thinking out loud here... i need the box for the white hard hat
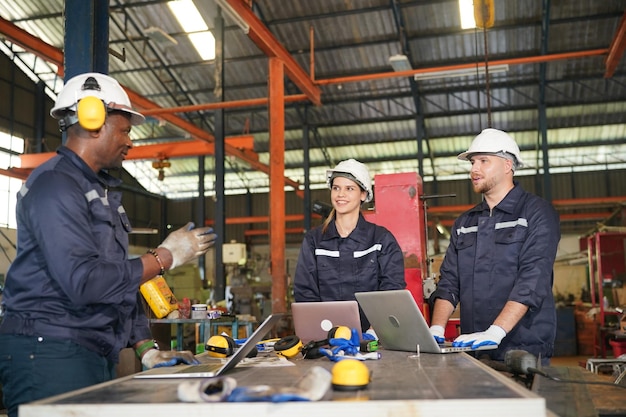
[50,72,145,127]
[326,158,373,202]
[457,128,524,168]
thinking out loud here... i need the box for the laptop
[135,313,283,379]
[354,290,497,354]
[291,300,362,343]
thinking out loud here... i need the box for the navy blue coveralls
[431,183,560,361]
[294,213,406,331]
[0,146,151,363]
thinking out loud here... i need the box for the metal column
[268,57,286,314]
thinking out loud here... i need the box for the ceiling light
[168,0,208,32]
[167,0,215,60]
[189,32,216,60]
[413,64,508,81]
[389,54,412,72]
[459,0,476,29]
[214,0,250,34]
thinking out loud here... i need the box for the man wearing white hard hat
[293,159,406,333]
[0,72,217,417]
[428,128,560,365]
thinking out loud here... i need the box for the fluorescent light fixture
[215,0,250,34]
[459,0,476,29]
[189,32,216,60]
[144,26,178,45]
[168,0,208,32]
[413,64,508,81]
[167,0,215,60]
[389,54,412,72]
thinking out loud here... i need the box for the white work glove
[452,325,506,348]
[429,325,446,344]
[364,328,378,341]
[159,222,217,269]
[141,348,199,369]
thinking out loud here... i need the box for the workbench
[533,365,626,417]
[19,350,548,417]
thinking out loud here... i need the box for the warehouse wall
[0,53,62,152]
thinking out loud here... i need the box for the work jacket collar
[325,212,371,243]
[57,146,123,189]
[471,181,524,216]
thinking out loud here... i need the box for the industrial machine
[364,172,429,313]
[224,241,272,321]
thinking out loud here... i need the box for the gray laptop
[134,313,283,378]
[291,300,362,343]
[355,290,497,354]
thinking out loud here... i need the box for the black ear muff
[274,335,303,358]
[205,335,236,358]
[77,96,106,131]
[301,339,329,360]
[328,325,352,340]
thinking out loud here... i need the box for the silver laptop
[134,313,283,379]
[291,300,362,343]
[355,290,497,354]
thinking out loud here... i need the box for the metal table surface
[20,350,547,417]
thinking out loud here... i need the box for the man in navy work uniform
[428,128,560,364]
[293,159,406,332]
[0,72,217,417]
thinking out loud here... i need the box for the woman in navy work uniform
[428,128,560,364]
[0,73,217,417]
[293,159,406,332]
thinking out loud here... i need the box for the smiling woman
[293,158,407,333]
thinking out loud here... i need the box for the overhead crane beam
[315,49,609,86]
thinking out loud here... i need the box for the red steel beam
[224,0,322,106]
[0,15,64,76]
[20,137,258,169]
[552,196,626,207]
[268,57,287,313]
[605,11,626,78]
[140,94,309,116]
[315,49,609,86]
[427,196,626,216]
[206,214,308,225]
[0,167,30,181]
[244,227,304,237]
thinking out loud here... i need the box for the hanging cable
[482,25,492,128]
[474,0,495,128]
[473,26,482,131]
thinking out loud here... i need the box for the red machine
[364,172,428,313]
[585,231,626,357]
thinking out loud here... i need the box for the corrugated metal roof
[0,0,625,209]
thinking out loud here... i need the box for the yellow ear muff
[77,96,106,131]
[328,325,352,340]
[274,335,303,358]
[205,335,236,358]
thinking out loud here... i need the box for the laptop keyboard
[173,362,222,374]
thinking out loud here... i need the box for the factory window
[0,131,24,229]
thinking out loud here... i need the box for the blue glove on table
[452,325,506,348]
[328,328,361,356]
